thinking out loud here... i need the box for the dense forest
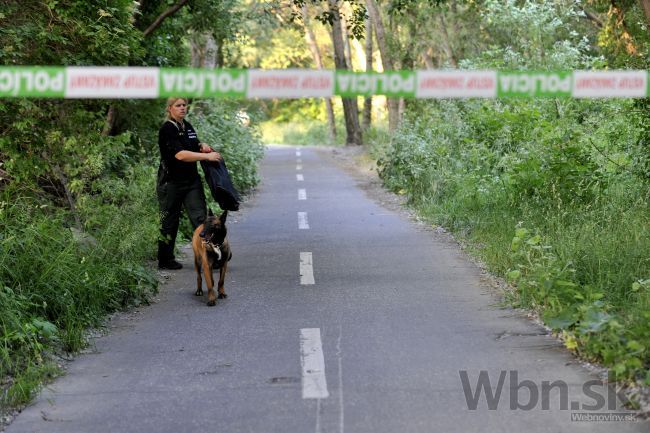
[1,0,649,412]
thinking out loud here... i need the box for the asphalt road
[5,146,646,433]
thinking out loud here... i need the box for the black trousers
[157,177,207,263]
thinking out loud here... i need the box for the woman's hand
[205,151,223,162]
[199,143,213,153]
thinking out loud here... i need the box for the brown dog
[191,210,232,306]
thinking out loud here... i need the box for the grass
[0,165,160,412]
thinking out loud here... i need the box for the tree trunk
[328,0,362,146]
[365,0,399,132]
[191,33,218,68]
[362,15,372,131]
[609,2,638,56]
[101,104,117,136]
[203,34,218,68]
[340,13,353,69]
[450,0,464,60]
[639,0,650,25]
[421,47,435,69]
[302,4,337,142]
[190,34,204,67]
[438,13,458,67]
[42,151,82,230]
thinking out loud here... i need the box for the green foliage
[0,1,142,66]
[378,95,650,380]
[0,164,160,407]
[191,99,265,193]
[259,27,313,69]
[476,0,598,69]
[509,227,649,380]
[375,0,650,383]
[0,0,259,412]
[259,119,344,146]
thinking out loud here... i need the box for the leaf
[510,236,522,251]
[554,280,576,288]
[525,234,541,245]
[514,227,528,238]
[612,363,627,376]
[563,332,578,350]
[31,318,58,339]
[578,309,611,333]
[626,341,644,353]
[544,309,577,330]
[507,269,521,281]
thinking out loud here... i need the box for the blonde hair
[164,97,189,121]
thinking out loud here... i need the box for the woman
[157,97,222,270]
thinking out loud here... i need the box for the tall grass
[0,165,159,407]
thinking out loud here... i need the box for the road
[5,145,645,433]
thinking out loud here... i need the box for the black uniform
[157,119,207,265]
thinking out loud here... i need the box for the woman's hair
[165,97,189,121]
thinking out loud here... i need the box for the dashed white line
[337,325,345,433]
[297,174,304,181]
[300,328,328,399]
[297,164,303,170]
[298,212,310,229]
[300,252,315,285]
[298,189,307,200]
[296,150,302,157]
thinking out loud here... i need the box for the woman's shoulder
[160,120,176,130]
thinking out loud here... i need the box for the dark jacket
[158,120,201,182]
[200,160,240,211]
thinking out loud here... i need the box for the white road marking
[298,189,307,200]
[300,328,328,399]
[337,325,345,433]
[300,252,315,285]
[297,164,303,170]
[296,150,302,157]
[297,174,304,181]
[298,212,310,229]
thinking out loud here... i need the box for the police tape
[0,67,648,99]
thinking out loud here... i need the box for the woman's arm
[175,150,222,162]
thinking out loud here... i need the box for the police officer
[157,97,222,270]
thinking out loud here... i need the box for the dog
[191,210,232,306]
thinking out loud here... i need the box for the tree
[362,14,373,131]
[641,0,650,24]
[328,0,363,145]
[365,0,400,132]
[301,3,337,141]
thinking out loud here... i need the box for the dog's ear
[208,208,214,217]
[219,210,228,225]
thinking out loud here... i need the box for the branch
[143,0,189,38]
[580,7,604,28]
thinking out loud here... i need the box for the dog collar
[202,238,223,261]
